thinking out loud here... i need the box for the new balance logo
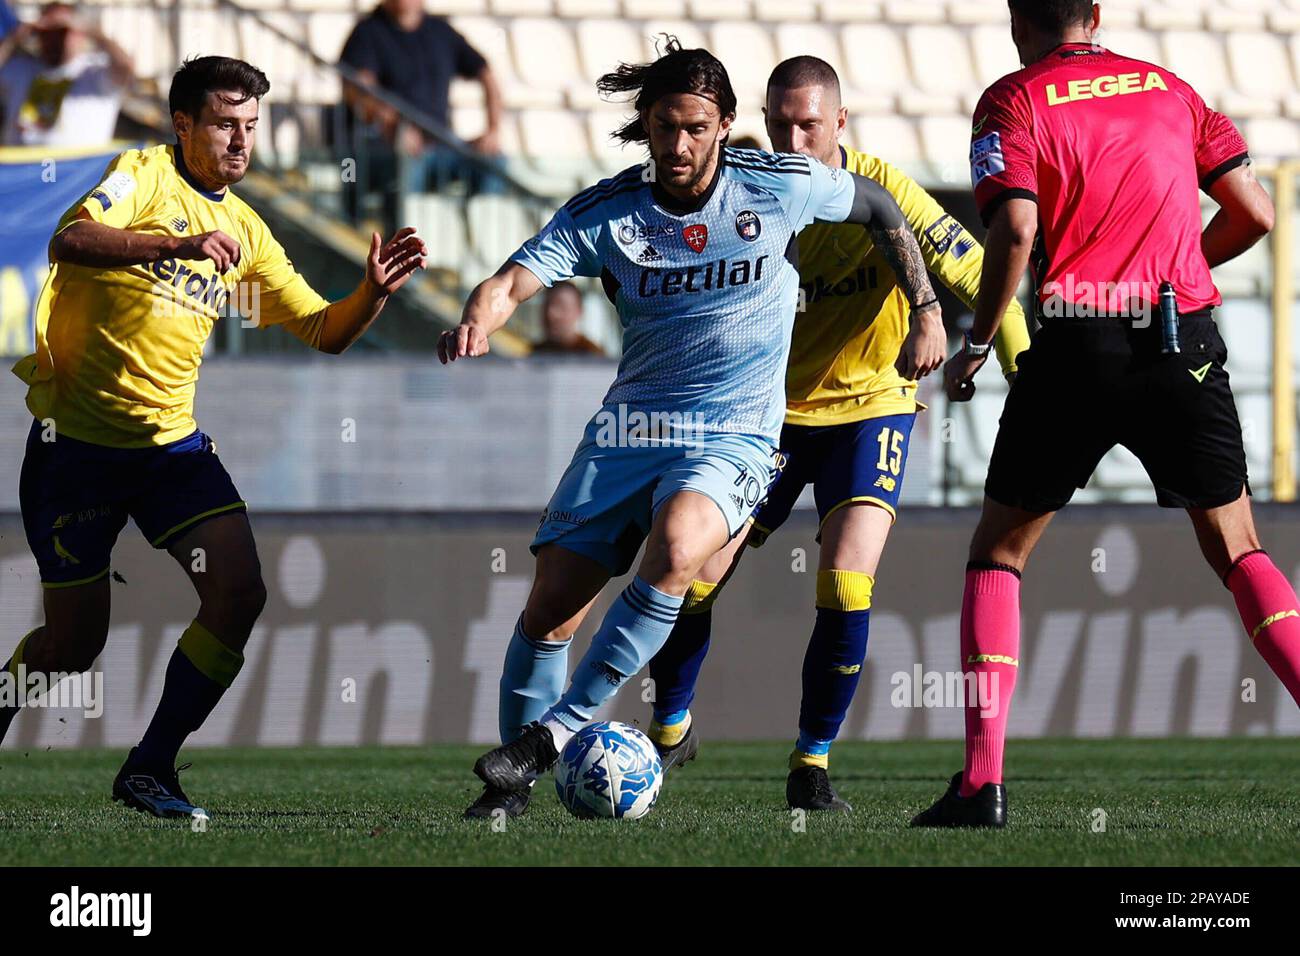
[171,217,188,232]
[636,244,663,263]
[1189,362,1213,383]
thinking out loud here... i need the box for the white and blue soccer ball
[554,721,663,820]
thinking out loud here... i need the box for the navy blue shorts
[749,412,916,547]
[19,420,247,587]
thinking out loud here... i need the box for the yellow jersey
[785,145,1031,426]
[12,144,332,448]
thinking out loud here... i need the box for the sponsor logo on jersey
[800,266,877,305]
[637,255,768,297]
[683,223,709,253]
[617,222,677,245]
[735,209,761,242]
[171,217,188,232]
[636,244,663,263]
[970,131,1005,185]
[1045,71,1168,106]
[925,215,967,256]
[874,475,897,493]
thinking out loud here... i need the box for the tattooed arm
[841,174,946,379]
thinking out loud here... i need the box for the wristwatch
[963,331,992,357]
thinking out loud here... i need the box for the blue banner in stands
[0,144,126,358]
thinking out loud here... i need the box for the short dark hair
[597,35,737,145]
[766,56,841,101]
[168,56,270,123]
[1007,0,1094,34]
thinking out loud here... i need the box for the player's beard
[656,146,716,192]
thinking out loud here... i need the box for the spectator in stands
[339,0,505,232]
[0,2,131,147]
[0,3,19,40]
[532,282,603,356]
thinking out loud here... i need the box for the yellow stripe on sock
[1251,609,1299,641]
[815,569,874,612]
[7,629,38,675]
[647,713,690,748]
[966,653,1019,667]
[681,579,719,615]
[178,621,245,688]
[789,749,828,771]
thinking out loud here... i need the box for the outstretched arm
[439,261,544,364]
[843,174,945,380]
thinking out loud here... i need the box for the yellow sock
[789,749,829,771]
[647,711,691,747]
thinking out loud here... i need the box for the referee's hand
[895,306,946,381]
[943,348,988,403]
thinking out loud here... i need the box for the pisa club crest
[682,223,709,254]
[735,209,761,242]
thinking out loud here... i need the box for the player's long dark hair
[597,36,737,145]
[169,56,271,122]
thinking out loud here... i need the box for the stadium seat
[818,0,883,21]
[622,0,688,17]
[452,16,562,108]
[576,19,644,86]
[401,194,469,272]
[904,26,976,100]
[773,22,845,74]
[1092,0,1141,29]
[642,21,708,60]
[841,24,913,100]
[1226,33,1294,112]
[853,116,921,166]
[287,0,357,10]
[1099,28,1164,66]
[511,18,583,91]
[755,0,817,21]
[491,0,555,15]
[587,110,640,172]
[970,24,1022,88]
[519,108,591,160]
[948,3,1009,26]
[688,0,751,20]
[710,22,779,106]
[1143,3,1206,30]
[467,194,540,270]
[450,107,523,155]
[1161,31,1231,105]
[307,12,356,64]
[556,0,620,16]
[1243,117,1300,163]
[918,114,971,171]
[882,0,945,25]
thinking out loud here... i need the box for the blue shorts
[532,416,779,576]
[19,420,247,587]
[750,412,916,547]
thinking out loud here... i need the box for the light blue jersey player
[440,40,946,819]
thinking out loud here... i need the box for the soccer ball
[554,721,663,819]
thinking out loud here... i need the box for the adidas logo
[636,244,663,263]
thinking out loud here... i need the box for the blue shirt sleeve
[799,158,856,229]
[508,207,601,285]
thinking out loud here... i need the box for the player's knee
[815,569,873,612]
[42,621,108,673]
[681,578,723,615]
[205,572,268,626]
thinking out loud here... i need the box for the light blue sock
[546,578,684,732]
[499,615,571,744]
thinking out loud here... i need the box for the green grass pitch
[0,739,1295,866]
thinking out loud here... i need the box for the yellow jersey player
[0,56,427,819]
[644,56,1031,811]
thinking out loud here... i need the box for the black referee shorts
[984,314,1250,513]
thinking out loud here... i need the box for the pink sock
[960,566,1021,797]
[1226,551,1300,707]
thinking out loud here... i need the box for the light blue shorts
[531,414,779,576]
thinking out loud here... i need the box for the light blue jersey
[510,147,856,444]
